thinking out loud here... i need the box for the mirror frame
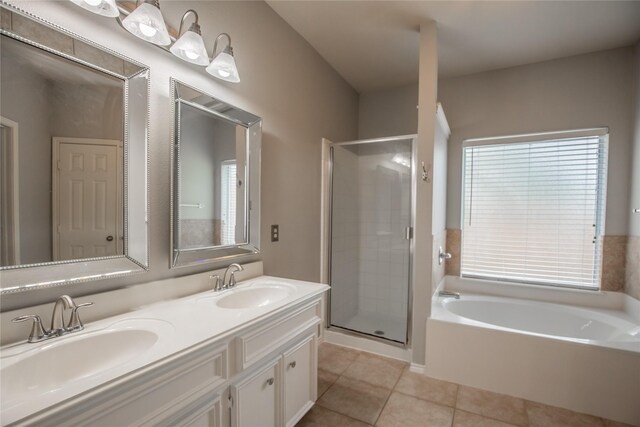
[170,79,261,268]
[0,1,150,294]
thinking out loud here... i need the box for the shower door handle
[405,227,413,240]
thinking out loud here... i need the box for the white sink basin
[1,326,162,401]
[215,284,294,309]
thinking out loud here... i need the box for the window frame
[460,127,609,290]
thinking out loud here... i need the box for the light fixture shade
[122,2,171,46]
[70,0,119,18]
[206,51,240,83]
[170,30,209,66]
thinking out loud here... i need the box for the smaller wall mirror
[171,79,261,267]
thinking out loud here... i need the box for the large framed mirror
[171,79,261,267]
[0,2,149,294]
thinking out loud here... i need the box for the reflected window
[221,160,237,246]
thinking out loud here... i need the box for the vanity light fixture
[69,0,242,83]
[70,0,119,18]
[170,10,209,66]
[206,33,240,83]
[122,0,171,46]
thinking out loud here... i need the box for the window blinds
[461,134,608,289]
[221,161,237,246]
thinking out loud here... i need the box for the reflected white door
[53,138,122,261]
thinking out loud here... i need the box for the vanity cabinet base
[9,297,322,427]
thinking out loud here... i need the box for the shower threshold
[330,311,407,345]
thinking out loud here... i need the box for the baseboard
[323,329,412,362]
[409,363,426,374]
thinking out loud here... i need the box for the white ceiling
[266,1,640,93]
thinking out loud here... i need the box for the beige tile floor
[296,343,635,427]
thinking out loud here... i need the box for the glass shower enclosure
[328,136,414,345]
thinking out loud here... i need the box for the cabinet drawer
[36,341,229,427]
[236,299,321,370]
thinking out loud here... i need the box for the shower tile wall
[330,141,412,342]
[330,147,360,326]
[357,155,410,323]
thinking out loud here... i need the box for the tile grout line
[451,383,461,427]
[371,362,409,426]
[320,405,377,426]
[317,345,618,427]
[316,369,338,400]
[456,388,527,427]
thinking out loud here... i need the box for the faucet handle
[12,315,48,343]
[210,274,222,291]
[438,246,452,265]
[67,302,94,331]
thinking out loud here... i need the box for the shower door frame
[326,134,417,348]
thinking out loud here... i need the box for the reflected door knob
[106,235,114,242]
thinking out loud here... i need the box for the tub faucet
[438,290,460,299]
[223,263,244,289]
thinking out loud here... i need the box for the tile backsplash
[601,235,627,291]
[444,229,636,296]
[626,236,640,299]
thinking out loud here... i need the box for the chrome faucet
[222,263,244,289]
[438,290,460,299]
[438,246,452,265]
[50,295,76,336]
[12,295,93,343]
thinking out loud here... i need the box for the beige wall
[0,59,52,264]
[629,42,640,238]
[49,81,123,141]
[440,47,636,235]
[626,42,640,299]
[358,83,418,139]
[1,1,358,310]
[413,21,439,365]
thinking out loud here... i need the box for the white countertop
[0,275,328,425]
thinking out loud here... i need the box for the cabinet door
[231,358,281,427]
[159,391,223,427]
[283,334,317,427]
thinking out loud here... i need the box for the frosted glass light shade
[70,0,119,18]
[170,30,209,66]
[122,2,171,46]
[206,51,240,83]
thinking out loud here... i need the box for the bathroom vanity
[1,276,327,426]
